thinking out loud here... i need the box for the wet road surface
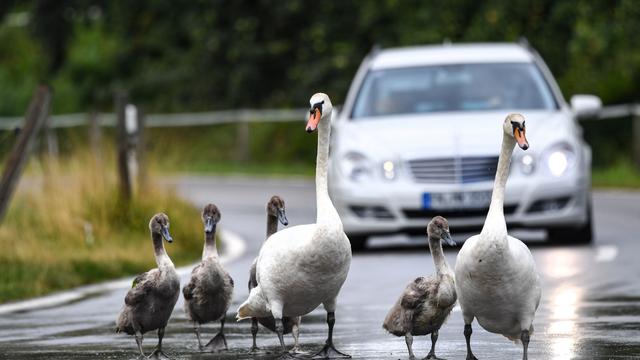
[1,176,639,359]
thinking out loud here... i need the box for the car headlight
[382,160,398,180]
[519,154,536,175]
[544,143,576,177]
[339,152,372,182]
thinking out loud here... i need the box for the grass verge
[0,154,204,303]
[593,160,640,189]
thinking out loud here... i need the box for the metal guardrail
[592,104,640,120]
[0,105,637,130]
[0,108,308,130]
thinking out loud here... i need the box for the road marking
[0,227,246,315]
[595,245,618,263]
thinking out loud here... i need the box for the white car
[328,42,601,250]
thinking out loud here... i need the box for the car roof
[369,43,535,70]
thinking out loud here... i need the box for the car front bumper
[331,171,590,236]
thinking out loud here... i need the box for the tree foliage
[0,0,638,115]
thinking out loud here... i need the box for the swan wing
[182,263,202,301]
[256,224,316,276]
[125,269,157,305]
[508,235,542,310]
[383,277,433,335]
[401,277,433,309]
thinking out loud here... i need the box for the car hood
[336,111,568,159]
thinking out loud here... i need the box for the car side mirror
[570,94,602,119]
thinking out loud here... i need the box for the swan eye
[510,121,524,131]
[311,100,324,115]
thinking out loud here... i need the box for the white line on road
[595,245,619,263]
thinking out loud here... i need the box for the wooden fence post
[124,103,142,195]
[136,107,147,190]
[45,120,59,159]
[235,120,250,162]
[633,104,640,169]
[88,111,102,166]
[0,86,51,222]
[40,115,59,190]
[115,91,131,200]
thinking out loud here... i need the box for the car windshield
[351,63,557,119]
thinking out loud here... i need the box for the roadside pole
[633,104,640,169]
[115,92,132,200]
[88,111,102,167]
[115,91,144,200]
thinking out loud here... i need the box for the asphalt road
[1,175,639,359]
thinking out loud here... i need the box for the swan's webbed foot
[290,346,309,356]
[311,342,351,359]
[274,351,303,360]
[251,347,277,355]
[201,331,227,352]
[424,352,446,360]
[147,348,171,360]
[313,311,350,359]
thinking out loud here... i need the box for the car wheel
[348,234,368,252]
[547,202,593,245]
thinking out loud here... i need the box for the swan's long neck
[203,228,218,259]
[428,237,451,276]
[152,232,174,269]
[481,132,515,240]
[266,213,278,238]
[315,111,341,228]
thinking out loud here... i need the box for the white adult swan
[454,114,541,360]
[237,93,352,359]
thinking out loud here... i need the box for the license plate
[423,191,492,209]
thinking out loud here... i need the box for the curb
[0,227,246,315]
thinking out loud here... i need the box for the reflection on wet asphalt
[1,178,640,359]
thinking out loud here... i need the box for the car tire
[547,201,593,245]
[348,234,368,252]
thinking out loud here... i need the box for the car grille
[403,205,518,219]
[407,156,499,184]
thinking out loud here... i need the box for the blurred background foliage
[0,0,638,115]
[0,0,638,177]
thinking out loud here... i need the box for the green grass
[145,122,317,176]
[0,154,205,303]
[593,160,640,189]
[163,160,314,177]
